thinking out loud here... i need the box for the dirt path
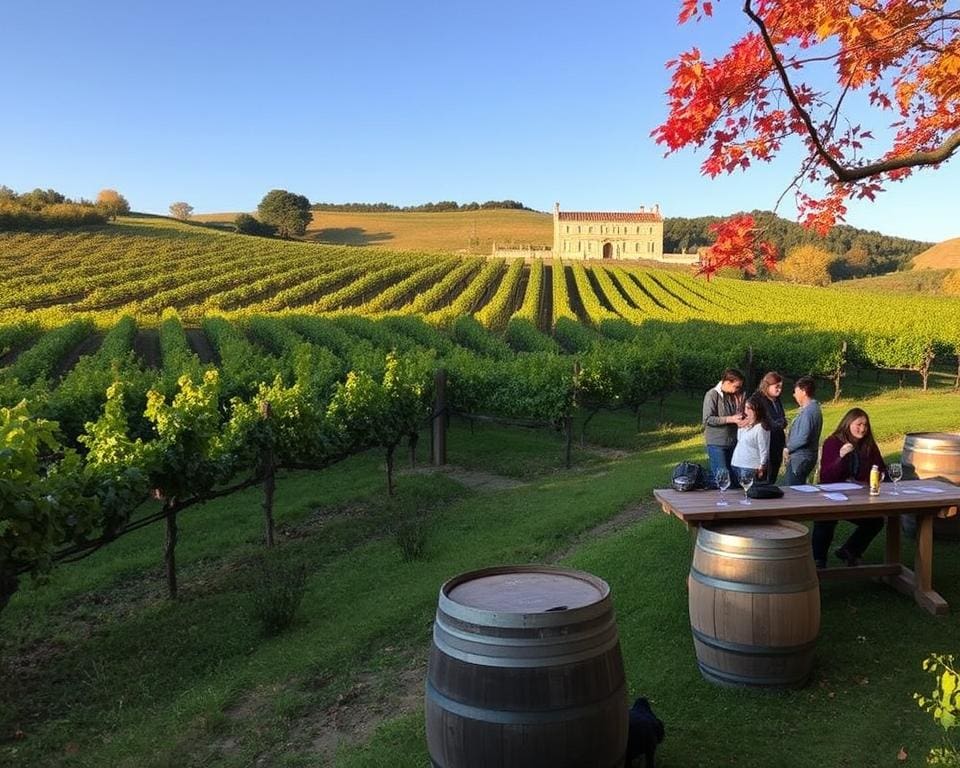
[402,464,527,492]
[185,327,218,365]
[53,331,102,379]
[133,329,161,369]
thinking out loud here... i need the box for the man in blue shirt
[783,376,823,485]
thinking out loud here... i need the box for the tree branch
[743,0,960,183]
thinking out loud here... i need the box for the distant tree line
[310,200,530,213]
[0,186,130,231]
[664,210,931,279]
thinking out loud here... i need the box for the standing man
[702,368,746,486]
[783,375,823,485]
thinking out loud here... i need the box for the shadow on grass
[310,227,395,246]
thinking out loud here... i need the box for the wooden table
[654,479,960,616]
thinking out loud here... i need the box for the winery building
[552,202,663,260]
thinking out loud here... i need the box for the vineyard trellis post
[833,341,847,402]
[431,368,447,467]
[162,497,178,600]
[260,400,276,547]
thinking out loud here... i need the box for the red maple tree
[655,0,960,275]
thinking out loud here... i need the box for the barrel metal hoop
[437,592,612,629]
[689,566,819,594]
[433,620,617,659]
[695,542,813,561]
[436,608,613,640]
[697,660,810,688]
[691,626,818,656]
[425,679,626,724]
[432,627,623,667]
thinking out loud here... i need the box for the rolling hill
[194,208,553,254]
[911,236,960,270]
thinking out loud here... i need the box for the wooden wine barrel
[426,565,628,768]
[689,520,820,688]
[902,432,960,540]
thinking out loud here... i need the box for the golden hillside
[911,237,960,270]
[195,209,553,254]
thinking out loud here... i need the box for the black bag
[747,484,784,499]
[671,461,706,492]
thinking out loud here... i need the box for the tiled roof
[557,211,663,222]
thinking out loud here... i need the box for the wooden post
[163,499,178,600]
[432,369,447,466]
[386,444,396,496]
[564,415,573,469]
[408,432,418,469]
[260,401,275,547]
[833,340,847,402]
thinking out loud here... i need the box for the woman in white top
[731,393,772,486]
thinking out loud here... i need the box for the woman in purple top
[812,408,886,568]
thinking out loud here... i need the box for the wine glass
[715,468,731,506]
[888,462,903,495]
[739,469,755,505]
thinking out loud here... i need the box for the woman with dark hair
[731,393,772,486]
[702,367,747,486]
[757,371,787,483]
[813,407,887,568]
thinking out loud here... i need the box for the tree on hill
[169,202,194,221]
[257,189,311,238]
[780,244,836,286]
[656,1,960,275]
[96,189,130,220]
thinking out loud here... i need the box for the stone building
[552,202,663,260]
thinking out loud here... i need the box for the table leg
[914,512,948,616]
[884,515,900,565]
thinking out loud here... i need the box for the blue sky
[3,0,957,242]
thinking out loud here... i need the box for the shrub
[395,515,431,562]
[915,654,960,766]
[234,213,277,237]
[247,556,308,636]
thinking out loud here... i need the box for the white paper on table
[900,489,922,495]
[822,492,849,501]
[819,482,863,492]
[916,486,945,493]
[790,484,820,492]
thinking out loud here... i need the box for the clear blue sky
[3,0,957,242]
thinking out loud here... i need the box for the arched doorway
[602,242,612,259]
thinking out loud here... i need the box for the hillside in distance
[911,237,960,270]
[195,209,553,254]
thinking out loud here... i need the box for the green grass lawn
[2,387,959,767]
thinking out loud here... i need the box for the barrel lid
[704,520,808,541]
[445,567,607,613]
[904,432,960,449]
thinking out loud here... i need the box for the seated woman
[731,393,771,487]
[813,408,887,568]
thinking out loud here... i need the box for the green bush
[395,515,431,562]
[247,556,308,637]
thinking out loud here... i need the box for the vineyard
[4,217,960,767]
[3,217,960,601]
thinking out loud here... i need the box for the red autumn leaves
[656,0,960,275]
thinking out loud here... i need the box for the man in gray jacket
[702,368,747,487]
[783,376,823,485]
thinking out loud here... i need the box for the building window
[577,226,581,234]
[578,242,582,252]
[635,243,639,252]
[565,226,569,233]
